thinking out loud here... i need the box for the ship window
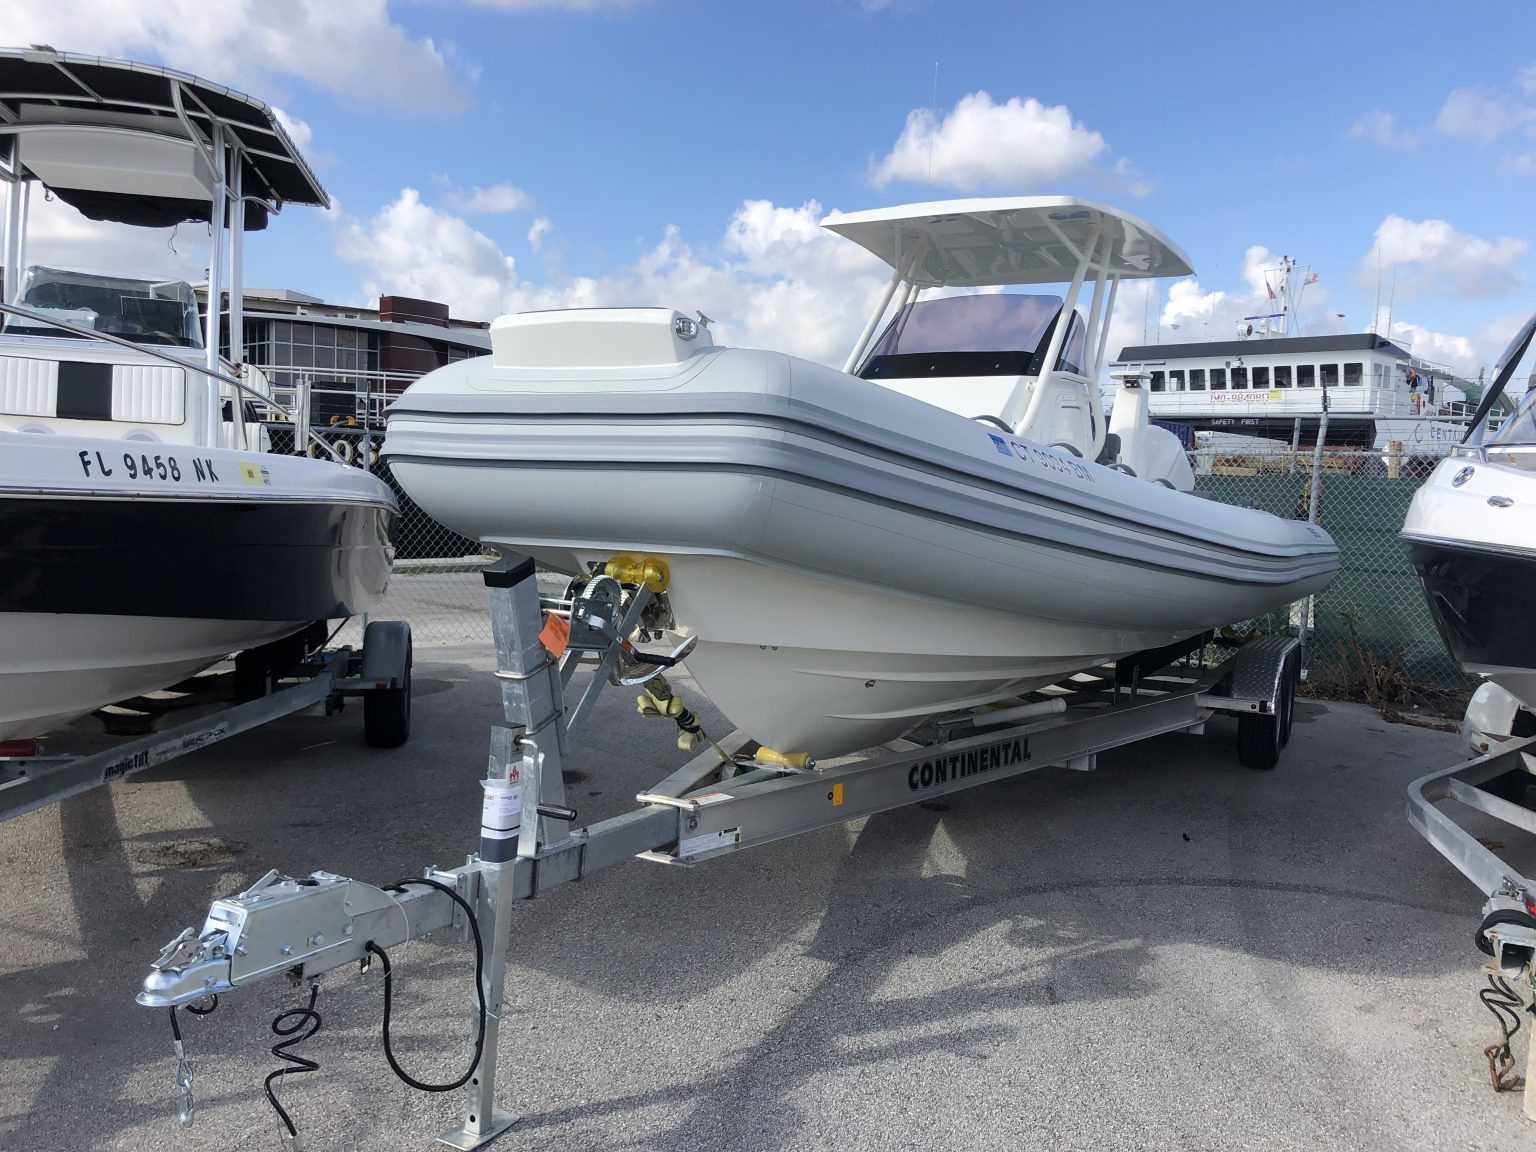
[1231,367,1247,389]
[1253,366,1271,388]
[1321,363,1339,386]
[1275,366,1292,388]
[1149,371,1166,391]
[1169,370,1185,390]
[1297,364,1316,388]
[1210,367,1226,390]
[1344,362,1363,385]
[1190,369,1206,391]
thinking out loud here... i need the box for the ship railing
[246,366,424,430]
[0,298,349,464]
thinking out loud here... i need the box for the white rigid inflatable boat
[386,198,1339,757]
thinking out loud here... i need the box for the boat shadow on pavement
[1,652,1531,1151]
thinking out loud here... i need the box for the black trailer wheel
[233,648,270,701]
[362,621,412,748]
[1238,655,1295,770]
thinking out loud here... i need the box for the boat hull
[0,431,397,740]
[387,339,1339,756]
[1404,455,1536,708]
[0,612,309,741]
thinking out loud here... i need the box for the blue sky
[11,0,1536,376]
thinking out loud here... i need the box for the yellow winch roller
[604,553,671,592]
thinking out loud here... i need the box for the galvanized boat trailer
[1409,737,1536,1116]
[0,620,413,824]
[136,555,1301,1148]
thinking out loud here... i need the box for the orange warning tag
[538,613,570,658]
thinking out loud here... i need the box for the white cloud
[462,0,642,8]
[1435,87,1535,145]
[7,1,470,116]
[447,183,533,213]
[527,216,553,250]
[1505,152,1536,176]
[334,188,517,320]
[869,91,1144,195]
[1347,109,1418,150]
[1365,215,1527,299]
[272,108,314,154]
[1382,319,1479,377]
[333,192,892,364]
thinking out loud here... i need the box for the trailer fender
[361,620,412,688]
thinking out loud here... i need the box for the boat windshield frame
[1489,388,1536,447]
[855,292,1088,381]
[5,265,204,349]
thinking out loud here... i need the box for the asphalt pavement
[1,639,1531,1152]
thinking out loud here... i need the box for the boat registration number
[75,448,229,485]
[986,433,1093,483]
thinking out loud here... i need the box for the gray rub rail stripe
[386,415,1335,567]
[385,391,1331,560]
[386,451,1339,586]
[386,426,1323,571]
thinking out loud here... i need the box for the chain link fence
[268,416,1472,703]
[1191,441,1470,702]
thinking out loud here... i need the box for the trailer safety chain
[1478,974,1529,1093]
[367,876,488,1093]
[264,984,322,1147]
[165,995,217,1128]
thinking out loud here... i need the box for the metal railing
[0,299,349,463]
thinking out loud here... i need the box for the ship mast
[1240,255,1315,339]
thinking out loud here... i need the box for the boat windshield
[4,266,203,349]
[856,293,1086,380]
[1489,388,1536,447]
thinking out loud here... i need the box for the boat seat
[1095,433,1121,465]
[0,352,186,425]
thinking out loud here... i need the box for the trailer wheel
[363,621,412,748]
[233,648,270,701]
[1238,657,1295,770]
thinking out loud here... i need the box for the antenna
[926,62,939,182]
[1376,244,1388,333]
[1386,263,1397,339]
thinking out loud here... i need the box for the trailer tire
[363,621,412,748]
[1238,659,1294,770]
[233,647,270,701]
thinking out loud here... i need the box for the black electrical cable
[1479,973,1529,1092]
[365,876,487,1093]
[167,994,218,1044]
[264,984,323,1140]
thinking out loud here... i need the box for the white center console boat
[0,47,397,742]
[385,197,1339,758]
